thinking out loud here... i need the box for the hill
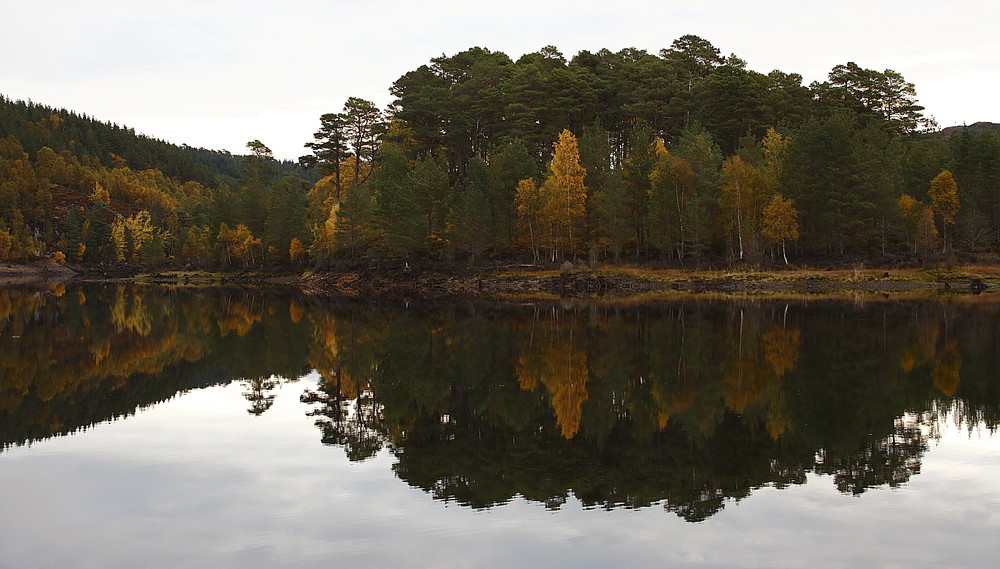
[0,95,311,186]
[938,121,1000,139]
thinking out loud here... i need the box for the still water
[0,284,998,568]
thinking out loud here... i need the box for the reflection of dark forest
[0,285,311,447]
[2,286,999,521]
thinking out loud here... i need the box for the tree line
[1,36,999,267]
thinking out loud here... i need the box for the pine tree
[333,184,375,257]
[371,144,422,258]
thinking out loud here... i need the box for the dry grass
[492,267,562,279]
[562,264,1000,283]
[481,263,1000,303]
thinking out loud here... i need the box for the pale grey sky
[3,0,997,159]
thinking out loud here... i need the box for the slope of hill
[0,95,312,185]
[938,122,1000,139]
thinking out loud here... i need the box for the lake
[1,284,998,568]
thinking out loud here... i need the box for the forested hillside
[2,36,999,268]
[0,95,310,265]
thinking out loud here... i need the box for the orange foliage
[514,313,590,439]
[931,341,962,397]
[217,298,263,337]
[289,300,306,324]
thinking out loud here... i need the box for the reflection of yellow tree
[515,312,589,439]
[544,345,589,440]
[918,318,940,356]
[217,297,263,337]
[899,317,962,397]
[899,349,916,373]
[722,318,800,440]
[302,311,388,461]
[721,352,767,415]
[110,286,152,337]
[82,334,206,393]
[763,327,800,377]
[762,326,799,439]
[649,384,695,430]
[308,314,341,387]
[0,287,210,414]
[765,391,792,440]
[306,313,371,400]
[289,299,306,324]
[899,317,938,374]
[0,291,49,412]
[931,341,962,397]
[0,289,12,321]
[516,349,539,392]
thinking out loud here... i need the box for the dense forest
[2,35,999,267]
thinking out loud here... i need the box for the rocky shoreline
[290,265,993,299]
[2,262,995,299]
[0,263,78,286]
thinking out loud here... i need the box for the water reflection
[1,285,998,521]
[0,284,310,448]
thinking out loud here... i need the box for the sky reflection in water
[2,376,997,569]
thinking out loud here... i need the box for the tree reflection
[515,306,589,439]
[302,376,385,462]
[0,285,310,447]
[3,286,999,522]
[817,415,928,495]
[242,375,280,415]
[300,298,1000,520]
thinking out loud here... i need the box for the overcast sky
[3,0,997,160]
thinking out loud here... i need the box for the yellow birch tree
[761,127,789,192]
[928,170,959,252]
[898,193,938,257]
[539,129,587,261]
[719,155,767,261]
[760,194,800,264]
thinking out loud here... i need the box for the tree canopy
[2,36,998,268]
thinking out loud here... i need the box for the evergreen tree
[674,125,722,260]
[302,112,349,199]
[264,173,308,258]
[785,113,880,255]
[486,140,541,248]
[409,153,451,248]
[371,144,422,258]
[620,124,657,255]
[447,158,492,260]
[332,183,375,258]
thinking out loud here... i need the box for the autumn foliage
[2,34,996,268]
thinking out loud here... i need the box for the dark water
[1,284,998,568]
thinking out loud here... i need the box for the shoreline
[3,262,996,300]
[0,263,78,286]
